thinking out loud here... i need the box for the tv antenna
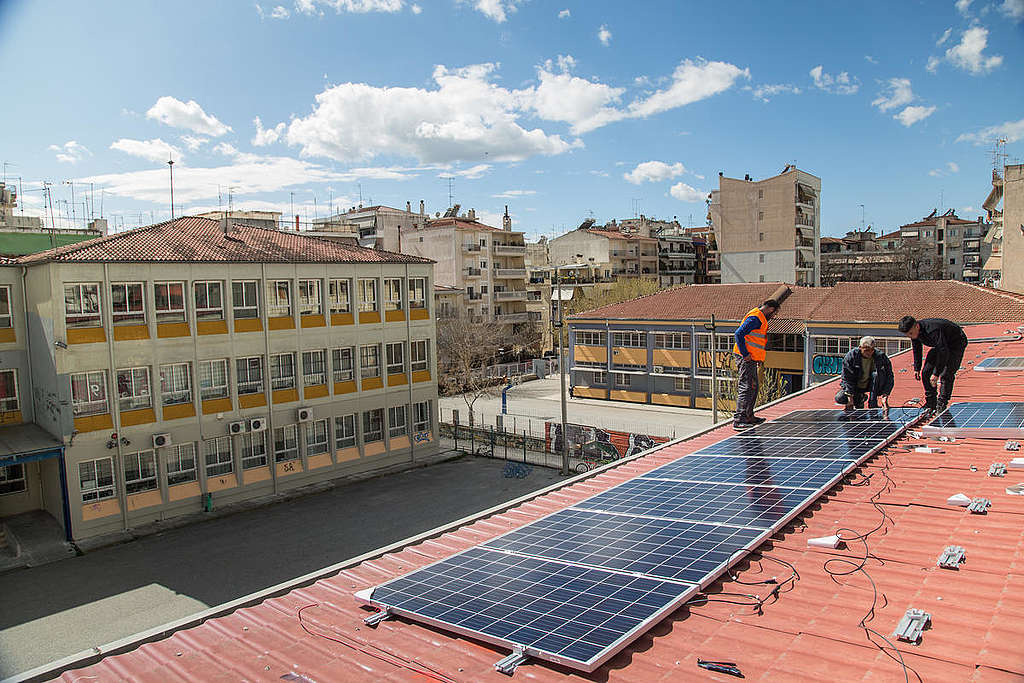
[990,138,1008,177]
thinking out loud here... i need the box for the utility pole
[555,264,569,476]
[167,159,175,220]
[859,204,865,232]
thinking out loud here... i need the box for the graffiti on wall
[696,350,736,372]
[545,422,669,461]
[811,354,844,375]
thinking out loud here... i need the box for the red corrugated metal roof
[16,217,432,265]
[59,322,1024,681]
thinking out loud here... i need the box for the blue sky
[1,0,1022,240]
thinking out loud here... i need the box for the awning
[982,254,1002,271]
[551,287,576,301]
[0,423,63,465]
[768,318,806,335]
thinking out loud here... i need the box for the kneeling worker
[835,336,893,411]
[732,298,780,429]
[898,315,969,415]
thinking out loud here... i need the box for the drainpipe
[404,263,415,462]
[103,263,129,532]
[261,263,278,496]
[19,267,35,424]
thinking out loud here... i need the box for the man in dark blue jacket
[834,336,894,411]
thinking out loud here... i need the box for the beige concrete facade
[710,167,820,286]
[548,229,658,279]
[1003,164,1024,294]
[1,243,439,541]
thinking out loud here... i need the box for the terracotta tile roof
[586,228,658,242]
[57,322,1024,681]
[16,217,432,265]
[572,280,1024,325]
[433,283,462,293]
[424,217,522,235]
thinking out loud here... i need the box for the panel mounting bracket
[363,607,392,628]
[1006,441,1021,451]
[968,497,991,514]
[936,545,966,569]
[989,463,1007,477]
[893,608,931,644]
[495,646,529,676]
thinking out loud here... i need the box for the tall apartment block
[0,217,439,542]
[709,166,820,286]
[1001,164,1024,293]
[548,227,658,279]
[897,209,987,283]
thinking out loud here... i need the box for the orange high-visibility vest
[733,307,768,361]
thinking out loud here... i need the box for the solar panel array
[357,407,917,672]
[974,356,1024,372]
[923,401,1024,438]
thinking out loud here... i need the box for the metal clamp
[363,607,392,627]
[936,545,966,569]
[968,497,991,514]
[893,608,931,644]
[989,463,1007,477]
[1006,441,1021,452]
[495,647,529,676]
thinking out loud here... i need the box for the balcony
[495,312,530,323]
[462,243,482,252]
[494,268,527,279]
[795,196,816,209]
[493,243,527,255]
[463,267,482,278]
[468,292,483,301]
[494,290,527,301]
[796,237,815,249]
[796,257,815,270]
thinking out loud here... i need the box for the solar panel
[693,436,879,460]
[922,401,1024,438]
[775,407,921,423]
[641,455,854,490]
[734,420,903,441]
[482,508,764,584]
[574,478,815,529]
[357,546,696,672]
[974,357,1024,372]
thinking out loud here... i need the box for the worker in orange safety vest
[732,298,780,429]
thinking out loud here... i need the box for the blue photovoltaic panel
[974,356,1024,372]
[640,455,853,490]
[574,478,814,529]
[693,436,878,461]
[364,546,695,670]
[923,401,1024,438]
[483,508,763,584]
[775,407,921,423]
[735,420,903,441]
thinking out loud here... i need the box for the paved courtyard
[0,455,564,679]
[440,376,717,439]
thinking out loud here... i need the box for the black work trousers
[921,341,967,410]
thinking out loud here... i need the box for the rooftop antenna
[631,198,641,218]
[447,176,454,208]
[2,161,14,184]
[358,182,362,205]
[168,158,175,220]
[859,203,865,232]
[63,180,77,228]
[228,186,238,213]
[218,184,223,213]
[100,189,104,219]
[18,176,24,215]
[990,138,1008,178]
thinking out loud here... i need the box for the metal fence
[438,407,678,443]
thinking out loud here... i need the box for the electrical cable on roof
[296,603,459,683]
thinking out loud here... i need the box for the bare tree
[437,314,504,426]
[508,320,544,359]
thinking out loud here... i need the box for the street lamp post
[556,264,569,475]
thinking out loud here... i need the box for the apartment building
[567,280,1024,410]
[709,165,820,286]
[0,217,439,542]
[654,225,698,287]
[548,227,658,279]
[1,182,106,256]
[402,211,529,325]
[999,164,1023,293]
[898,209,987,282]
[317,201,430,251]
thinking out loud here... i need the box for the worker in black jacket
[835,336,894,411]
[898,316,969,414]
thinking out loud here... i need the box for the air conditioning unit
[248,417,267,432]
[228,420,247,435]
[152,433,172,448]
[297,407,313,422]
[652,366,664,374]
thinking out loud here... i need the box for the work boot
[750,416,766,424]
[733,422,754,430]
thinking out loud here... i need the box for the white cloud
[961,205,976,213]
[110,138,182,163]
[256,4,290,19]
[1002,0,1024,20]
[955,0,972,15]
[809,65,859,94]
[624,161,686,184]
[77,154,417,204]
[180,135,207,151]
[286,63,580,164]
[295,0,404,14]
[928,168,942,177]
[947,161,960,173]
[213,142,240,156]
[492,189,536,198]
[558,8,570,18]
[146,96,232,136]
[872,77,915,111]
[956,117,1024,144]
[411,3,421,12]
[589,170,609,177]
[864,55,878,64]
[252,116,286,146]
[449,164,491,179]
[626,59,749,119]
[945,27,1003,74]
[928,161,960,177]
[48,140,91,164]
[528,56,626,134]
[469,0,521,22]
[936,27,953,46]
[669,182,704,203]
[895,105,936,127]
[597,24,612,46]
[926,55,941,73]
[749,83,801,102]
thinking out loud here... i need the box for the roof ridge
[17,216,214,264]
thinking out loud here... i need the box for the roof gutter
[8,377,838,683]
